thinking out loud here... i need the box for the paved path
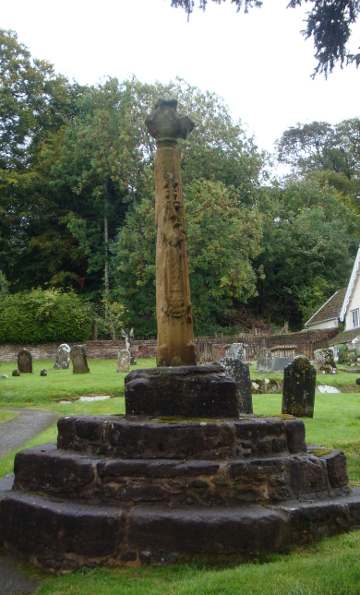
[0,553,40,594]
[0,408,59,458]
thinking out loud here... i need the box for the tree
[169,0,360,77]
[250,175,360,328]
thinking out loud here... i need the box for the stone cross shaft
[145,98,196,367]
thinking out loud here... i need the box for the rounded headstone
[70,345,90,374]
[17,349,33,373]
[40,369,47,377]
[257,348,273,373]
[228,343,245,361]
[356,378,360,386]
[116,350,130,373]
[12,369,20,377]
[314,348,337,374]
[282,355,316,418]
[54,343,71,370]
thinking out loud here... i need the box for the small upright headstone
[356,378,360,386]
[116,349,130,373]
[282,355,316,418]
[314,348,337,374]
[273,357,292,372]
[12,369,20,377]
[18,349,32,373]
[70,345,90,374]
[257,348,273,373]
[219,358,253,414]
[40,369,47,376]
[54,344,71,370]
[228,343,245,361]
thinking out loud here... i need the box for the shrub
[0,288,92,344]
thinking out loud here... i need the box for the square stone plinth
[125,366,238,419]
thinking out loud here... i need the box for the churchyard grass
[1,364,360,594]
[0,409,18,424]
[0,358,156,406]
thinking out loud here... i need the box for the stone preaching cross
[146,97,197,367]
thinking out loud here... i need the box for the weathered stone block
[218,358,253,414]
[282,356,316,418]
[323,450,349,488]
[125,366,238,419]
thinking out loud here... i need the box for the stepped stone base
[1,367,360,571]
[1,487,360,572]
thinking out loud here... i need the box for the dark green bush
[0,289,92,343]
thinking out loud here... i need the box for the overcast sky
[2,0,359,153]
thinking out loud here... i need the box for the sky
[1,0,359,153]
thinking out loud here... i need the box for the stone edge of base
[1,489,360,572]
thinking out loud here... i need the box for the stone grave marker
[273,357,292,372]
[257,348,273,372]
[228,343,245,361]
[12,369,20,377]
[219,357,253,413]
[282,355,316,418]
[314,348,337,374]
[116,349,130,373]
[17,349,32,373]
[40,369,47,376]
[70,345,90,374]
[54,344,71,370]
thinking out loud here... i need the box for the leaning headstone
[12,370,20,377]
[70,345,90,374]
[314,348,337,374]
[17,349,32,373]
[219,357,252,413]
[282,355,316,418]
[54,344,71,370]
[257,348,273,372]
[228,343,245,361]
[273,357,292,372]
[40,369,47,377]
[116,349,130,373]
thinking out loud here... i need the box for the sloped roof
[340,244,360,321]
[329,328,360,346]
[305,288,347,328]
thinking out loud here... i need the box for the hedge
[0,288,92,344]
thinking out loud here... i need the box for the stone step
[1,489,360,571]
[57,414,306,460]
[13,443,349,506]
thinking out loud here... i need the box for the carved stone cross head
[145,97,195,141]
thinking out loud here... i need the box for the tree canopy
[170,0,360,77]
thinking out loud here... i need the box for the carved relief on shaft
[146,97,196,366]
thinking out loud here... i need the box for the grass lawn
[1,359,360,594]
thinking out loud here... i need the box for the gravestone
[54,344,71,370]
[257,348,273,372]
[116,349,130,373]
[12,370,20,377]
[40,369,47,377]
[282,355,316,418]
[122,329,136,365]
[273,357,292,372]
[356,378,360,386]
[17,349,32,373]
[70,345,90,374]
[228,343,245,361]
[314,348,337,374]
[219,357,252,413]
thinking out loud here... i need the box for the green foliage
[113,179,262,336]
[0,288,92,343]
[251,176,360,328]
[338,345,360,365]
[0,270,8,294]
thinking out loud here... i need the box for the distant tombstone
[54,344,71,370]
[12,369,20,377]
[257,348,273,372]
[116,349,130,373]
[282,356,316,418]
[273,357,292,372]
[70,345,90,374]
[356,378,360,386]
[40,369,47,376]
[228,343,245,361]
[18,349,32,373]
[122,328,136,365]
[314,348,337,374]
[219,357,252,414]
